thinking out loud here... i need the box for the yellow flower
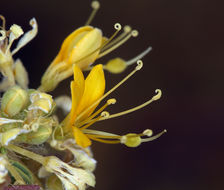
[63,64,105,148]
[39,26,103,92]
[61,62,165,148]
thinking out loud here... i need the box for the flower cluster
[0,1,165,190]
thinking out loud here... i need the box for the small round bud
[105,58,127,74]
[1,86,29,117]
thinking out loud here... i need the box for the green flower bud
[1,86,29,117]
[16,125,52,145]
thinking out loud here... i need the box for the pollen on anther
[131,30,139,37]
[143,129,153,137]
[101,111,110,118]
[107,98,116,105]
[91,1,100,9]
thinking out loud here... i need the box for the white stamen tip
[135,60,143,70]
[114,23,122,31]
[152,89,162,101]
[101,111,110,118]
[143,129,153,137]
[107,98,116,105]
[131,30,138,37]
[91,1,100,9]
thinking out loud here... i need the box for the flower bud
[1,86,29,117]
[16,125,52,145]
[39,26,102,92]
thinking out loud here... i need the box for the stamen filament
[86,135,120,144]
[98,89,162,121]
[76,98,116,127]
[126,46,152,66]
[80,111,109,130]
[101,25,132,52]
[83,129,120,137]
[85,1,100,25]
[76,61,143,121]
[98,30,138,59]
[141,129,167,142]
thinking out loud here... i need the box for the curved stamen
[80,111,109,130]
[76,61,143,121]
[85,1,100,25]
[98,89,162,121]
[76,98,116,127]
[86,135,121,144]
[141,130,167,142]
[101,25,132,52]
[98,29,138,59]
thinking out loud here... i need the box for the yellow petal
[70,65,85,124]
[73,126,92,148]
[76,64,105,120]
[51,26,93,66]
[62,65,85,128]
[68,28,102,69]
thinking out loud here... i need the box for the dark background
[1,0,224,190]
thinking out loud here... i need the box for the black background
[1,0,224,190]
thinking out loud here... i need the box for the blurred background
[1,0,224,190]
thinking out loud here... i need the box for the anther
[124,25,132,33]
[131,30,139,37]
[143,129,153,137]
[135,60,143,70]
[152,89,162,101]
[114,23,122,31]
[91,1,100,9]
[10,24,24,39]
[141,129,167,142]
[101,111,110,118]
[107,98,116,105]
